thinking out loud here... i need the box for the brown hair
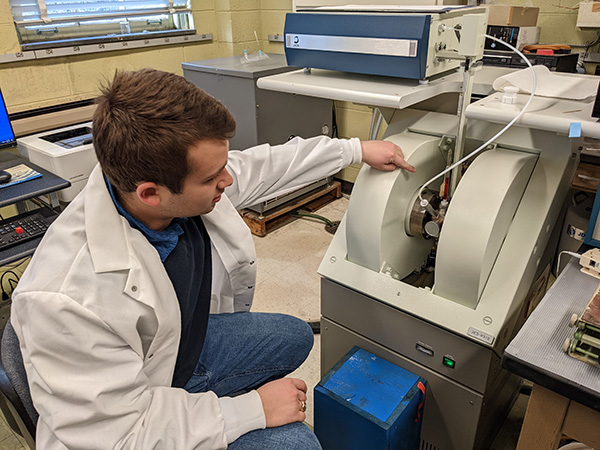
[93,68,236,194]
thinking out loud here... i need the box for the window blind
[9,0,194,49]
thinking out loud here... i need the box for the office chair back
[0,320,37,442]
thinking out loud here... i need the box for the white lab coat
[11,136,362,450]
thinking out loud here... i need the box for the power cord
[556,250,583,276]
[419,34,538,204]
[331,102,339,138]
[291,210,340,234]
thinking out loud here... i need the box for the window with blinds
[9,0,195,50]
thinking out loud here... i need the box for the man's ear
[135,182,162,207]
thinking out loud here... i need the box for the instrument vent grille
[420,440,440,450]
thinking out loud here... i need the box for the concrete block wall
[216,0,263,56]
[0,0,221,113]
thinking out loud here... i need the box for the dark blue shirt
[105,177,212,387]
[164,217,212,388]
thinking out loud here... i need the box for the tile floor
[0,416,28,450]
[0,195,528,450]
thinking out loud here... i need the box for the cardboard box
[487,5,539,27]
[577,2,600,28]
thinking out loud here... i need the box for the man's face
[162,138,233,218]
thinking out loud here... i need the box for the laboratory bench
[502,258,600,450]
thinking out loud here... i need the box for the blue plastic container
[315,346,426,450]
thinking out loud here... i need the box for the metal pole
[449,57,475,198]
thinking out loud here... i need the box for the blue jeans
[183,312,322,450]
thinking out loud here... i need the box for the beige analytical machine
[259,6,600,450]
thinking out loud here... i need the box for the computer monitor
[0,88,16,150]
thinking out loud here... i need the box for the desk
[0,152,69,209]
[503,259,600,449]
[0,152,69,266]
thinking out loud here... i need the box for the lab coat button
[148,354,153,359]
[131,285,138,292]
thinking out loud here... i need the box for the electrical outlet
[268,34,284,43]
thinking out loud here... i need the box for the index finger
[392,153,416,172]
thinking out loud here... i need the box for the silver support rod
[449,57,475,198]
[369,107,382,140]
[374,112,383,140]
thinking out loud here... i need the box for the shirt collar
[104,175,187,262]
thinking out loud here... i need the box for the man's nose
[219,169,233,189]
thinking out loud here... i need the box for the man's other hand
[361,140,416,173]
[257,378,308,427]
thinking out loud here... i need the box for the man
[11,68,416,449]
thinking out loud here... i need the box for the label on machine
[286,34,418,58]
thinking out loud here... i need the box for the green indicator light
[443,356,455,369]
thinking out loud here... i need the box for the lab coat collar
[85,164,139,274]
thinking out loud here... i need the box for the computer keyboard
[0,207,58,251]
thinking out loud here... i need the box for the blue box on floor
[314,347,426,450]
